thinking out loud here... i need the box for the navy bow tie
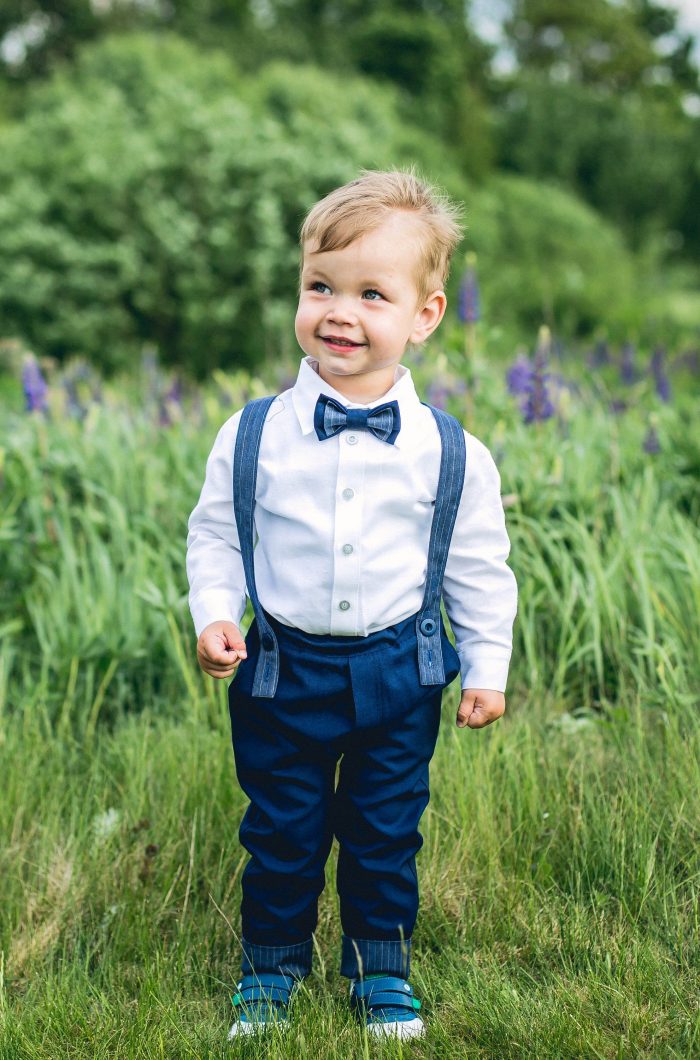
[313,393,401,445]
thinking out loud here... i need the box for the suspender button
[419,617,437,636]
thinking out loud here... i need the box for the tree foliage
[0,35,437,375]
[466,174,638,336]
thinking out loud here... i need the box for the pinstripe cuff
[241,936,312,979]
[340,934,411,979]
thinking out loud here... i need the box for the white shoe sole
[367,1017,425,1039]
[227,1017,289,1039]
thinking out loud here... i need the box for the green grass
[1,692,697,1056]
[1,346,699,1056]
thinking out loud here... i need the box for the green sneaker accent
[412,998,421,1010]
[231,993,242,1007]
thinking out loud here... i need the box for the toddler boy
[186,170,518,1040]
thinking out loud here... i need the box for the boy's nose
[326,298,359,326]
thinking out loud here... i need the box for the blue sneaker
[350,975,425,1039]
[227,972,297,1038]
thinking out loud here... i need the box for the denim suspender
[232,395,280,698]
[415,404,466,685]
[232,397,466,697]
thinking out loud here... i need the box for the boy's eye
[310,281,331,294]
[363,289,383,301]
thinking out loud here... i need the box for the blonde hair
[299,169,463,303]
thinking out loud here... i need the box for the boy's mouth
[320,334,366,350]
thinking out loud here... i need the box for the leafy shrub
[0,32,648,373]
[465,174,639,337]
[0,35,421,376]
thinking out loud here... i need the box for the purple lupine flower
[63,377,86,420]
[506,355,533,396]
[671,347,699,375]
[588,338,611,369]
[458,253,480,324]
[650,345,671,402]
[620,341,637,385]
[165,375,183,406]
[159,375,183,427]
[22,355,48,413]
[643,425,661,454]
[521,327,555,425]
[426,382,449,410]
[552,337,566,362]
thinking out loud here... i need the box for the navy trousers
[227,607,460,980]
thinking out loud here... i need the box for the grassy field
[1,339,698,1057]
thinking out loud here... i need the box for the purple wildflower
[643,425,661,454]
[165,375,183,406]
[552,337,566,362]
[671,347,699,375]
[426,382,449,410]
[22,355,48,413]
[458,253,480,324]
[650,345,671,402]
[589,338,611,369]
[63,377,86,420]
[159,375,184,427]
[521,327,555,425]
[609,398,628,415]
[506,355,533,396]
[619,341,637,385]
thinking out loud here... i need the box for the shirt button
[342,543,353,555]
[346,434,358,445]
[342,488,355,500]
[338,600,351,611]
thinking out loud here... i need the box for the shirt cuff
[457,648,512,694]
[189,589,248,639]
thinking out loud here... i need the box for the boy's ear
[410,290,447,345]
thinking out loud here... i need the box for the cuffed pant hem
[241,936,313,979]
[340,934,411,979]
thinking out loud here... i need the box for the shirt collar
[290,356,422,450]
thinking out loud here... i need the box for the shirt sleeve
[185,411,249,638]
[441,432,518,693]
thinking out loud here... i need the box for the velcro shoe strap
[238,972,294,1004]
[239,985,290,1004]
[352,977,415,1011]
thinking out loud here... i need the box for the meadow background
[1,2,699,1057]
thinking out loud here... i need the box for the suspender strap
[232,395,279,698]
[415,405,467,686]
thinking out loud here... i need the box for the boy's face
[295,211,446,400]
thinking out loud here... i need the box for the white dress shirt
[186,356,518,692]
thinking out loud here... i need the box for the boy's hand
[196,621,247,679]
[456,688,505,729]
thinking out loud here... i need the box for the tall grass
[1,346,698,1056]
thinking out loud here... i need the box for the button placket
[330,430,365,633]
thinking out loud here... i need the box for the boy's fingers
[456,693,476,728]
[457,690,506,728]
[466,704,497,728]
[195,624,250,678]
[208,645,247,664]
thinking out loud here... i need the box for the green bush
[464,173,639,338]
[0,31,651,374]
[0,35,421,376]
